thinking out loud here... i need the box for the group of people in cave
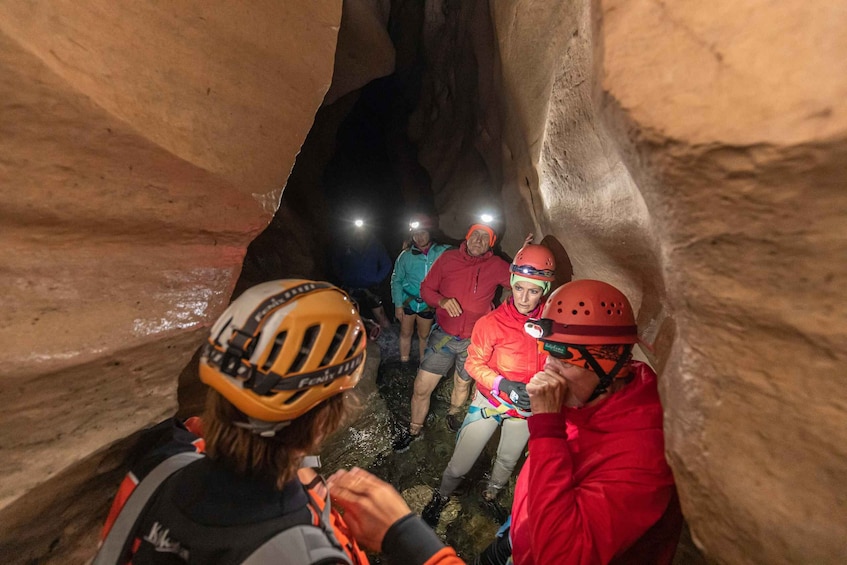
[93,213,683,565]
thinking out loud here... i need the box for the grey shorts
[420,326,471,381]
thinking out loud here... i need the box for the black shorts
[403,306,435,320]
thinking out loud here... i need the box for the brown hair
[202,388,356,489]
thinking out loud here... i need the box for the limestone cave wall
[0,1,845,563]
[0,1,346,561]
[411,1,846,563]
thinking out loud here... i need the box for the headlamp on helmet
[526,279,640,402]
[408,214,434,232]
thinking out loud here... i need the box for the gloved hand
[498,378,531,410]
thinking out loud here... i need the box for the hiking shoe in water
[481,483,502,502]
[392,430,422,453]
[446,413,463,433]
[422,491,449,527]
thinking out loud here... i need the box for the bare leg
[399,313,416,361]
[448,370,472,415]
[410,369,443,434]
[416,316,434,361]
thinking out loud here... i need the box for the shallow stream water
[319,325,518,563]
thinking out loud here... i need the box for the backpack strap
[93,451,203,565]
[243,475,352,565]
[241,525,352,565]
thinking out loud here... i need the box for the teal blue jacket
[391,243,450,313]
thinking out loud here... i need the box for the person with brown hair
[95,280,464,565]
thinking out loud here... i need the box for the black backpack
[93,453,352,565]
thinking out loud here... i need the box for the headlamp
[524,318,552,339]
[510,264,555,279]
[409,221,420,230]
[354,219,364,228]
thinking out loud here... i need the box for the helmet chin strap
[574,344,634,403]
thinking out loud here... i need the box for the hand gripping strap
[93,451,203,565]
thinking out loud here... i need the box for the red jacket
[420,242,510,339]
[510,362,682,565]
[465,298,546,416]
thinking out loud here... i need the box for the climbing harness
[457,393,531,436]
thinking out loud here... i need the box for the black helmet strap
[217,282,336,373]
[575,344,634,403]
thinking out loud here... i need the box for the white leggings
[438,390,529,496]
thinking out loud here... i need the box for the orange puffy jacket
[465,298,546,417]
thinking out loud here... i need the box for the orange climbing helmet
[199,280,367,425]
[510,245,556,282]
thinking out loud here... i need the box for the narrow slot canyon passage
[1,2,845,564]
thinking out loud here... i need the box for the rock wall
[412,0,846,562]
[0,2,344,562]
[599,2,847,562]
[1,0,845,563]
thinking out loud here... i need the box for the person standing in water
[393,220,511,452]
[391,214,450,363]
[422,245,556,526]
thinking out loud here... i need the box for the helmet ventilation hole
[607,309,612,315]
[579,301,585,307]
[600,301,606,307]
[345,329,364,359]
[289,325,320,373]
[617,309,622,315]
[284,389,308,405]
[571,309,578,315]
[261,331,287,371]
[584,310,590,315]
[321,324,348,366]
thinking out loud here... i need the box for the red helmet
[409,214,435,231]
[511,245,556,282]
[525,279,638,345]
